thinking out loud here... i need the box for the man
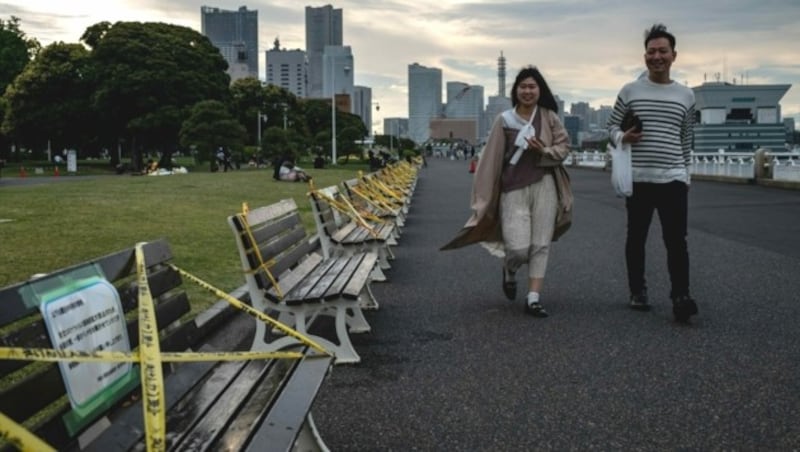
[607,24,698,323]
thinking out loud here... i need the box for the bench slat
[323,254,367,300]
[342,252,379,300]
[245,353,332,452]
[265,254,323,304]
[300,256,354,301]
[168,359,274,451]
[84,355,236,451]
[0,240,172,326]
[283,258,340,304]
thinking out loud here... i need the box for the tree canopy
[88,21,230,167]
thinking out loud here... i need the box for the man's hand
[622,126,642,144]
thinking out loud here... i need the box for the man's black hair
[644,23,676,50]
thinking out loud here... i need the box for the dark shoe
[629,291,651,311]
[672,295,698,323]
[525,302,548,317]
[502,267,517,300]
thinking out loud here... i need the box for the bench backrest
[308,185,352,258]
[0,239,197,449]
[227,199,318,302]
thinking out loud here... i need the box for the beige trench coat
[441,107,573,253]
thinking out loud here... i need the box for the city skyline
[2,0,799,133]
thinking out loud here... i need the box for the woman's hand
[525,136,546,154]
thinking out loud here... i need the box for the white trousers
[500,174,558,279]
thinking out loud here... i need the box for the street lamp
[256,111,268,149]
[331,62,350,165]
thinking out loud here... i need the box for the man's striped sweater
[608,77,695,184]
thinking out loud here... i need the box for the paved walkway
[312,157,800,450]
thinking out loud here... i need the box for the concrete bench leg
[295,413,331,452]
[358,284,379,311]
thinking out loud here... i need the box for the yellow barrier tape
[168,264,330,356]
[311,189,377,237]
[135,243,166,452]
[351,185,395,216]
[0,412,56,452]
[0,348,303,363]
[0,240,330,451]
[238,209,283,300]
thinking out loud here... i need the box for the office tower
[570,101,591,132]
[306,5,343,98]
[352,86,373,136]
[322,46,354,98]
[201,6,258,81]
[266,37,307,98]
[445,82,485,144]
[554,95,565,123]
[408,63,442,144]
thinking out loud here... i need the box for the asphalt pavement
[311,157,800,451]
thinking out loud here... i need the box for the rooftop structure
[693,81,791,153]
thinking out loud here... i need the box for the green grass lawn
[0,164,370,314]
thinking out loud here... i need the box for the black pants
[625,181,689,299]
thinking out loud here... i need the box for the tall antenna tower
[498,51,507,97]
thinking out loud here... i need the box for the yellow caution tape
[0,240,333,450]
[237,209,283,299]
[168,264,330,356]
[0,412,56,452]
[135,243,166,452]
[0,347,304,363]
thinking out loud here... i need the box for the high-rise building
[305,5,343,98]
[445,82,484,144]
[266,38,306,98]
[352,86,373,136]
[408,63,442,144]
[384,118,408,139]
[570,101,591,132]
[322,46,353,99]
[201,6,258,81]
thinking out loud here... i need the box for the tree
[0,16,39,159]
[86,21,230,171]
[179,100,246,169]
[229,77,267,145]
[0,16,39,95]
[2,42,94,155]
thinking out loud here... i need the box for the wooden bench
[308,184,398,276]
[228,198,379,365]
[342,176,406,231]
[0,239,333,451]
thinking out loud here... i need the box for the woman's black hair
[510,65,558,113]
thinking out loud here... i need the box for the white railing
[571,150,800,182]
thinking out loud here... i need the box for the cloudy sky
[2,0,799,132]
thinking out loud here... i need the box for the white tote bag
[608,141,632,197]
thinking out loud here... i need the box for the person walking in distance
[607,23,698,322]
[441,66,573,318]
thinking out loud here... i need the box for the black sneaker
[629,291,650,311]
[672,295,698,323]
[525,302,548,317]
[502,267,517,300]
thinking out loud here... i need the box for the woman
[441,66,573,317]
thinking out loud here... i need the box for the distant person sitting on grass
[278,158,311,182]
